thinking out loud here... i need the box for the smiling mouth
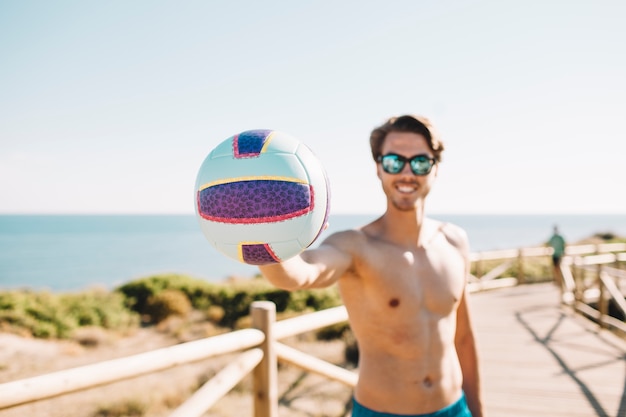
[395,183,418,194]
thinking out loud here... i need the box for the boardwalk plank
[470,283,626,417]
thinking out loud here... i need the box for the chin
[391,200,418,212]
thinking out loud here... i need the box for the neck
[380,202,427,247]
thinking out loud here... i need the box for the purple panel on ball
[197,179,313,224]
[233,130,273,158]
[241,243,279,265]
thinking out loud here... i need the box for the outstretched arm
[259,234,353,290]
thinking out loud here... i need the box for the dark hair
[369,115,445,163]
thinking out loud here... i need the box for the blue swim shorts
[352,392,472,417]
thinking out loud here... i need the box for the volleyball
[195,129,330,265]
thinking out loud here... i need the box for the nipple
[388,298,400,308]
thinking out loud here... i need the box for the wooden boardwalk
[471,282,626,417]
[0,282,624,417]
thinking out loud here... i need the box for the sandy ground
[0,320,354,417]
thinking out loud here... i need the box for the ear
[432,163,439,177]
[376,163,383,180]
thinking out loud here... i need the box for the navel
[423,376,433,388]
[388,298,400,308]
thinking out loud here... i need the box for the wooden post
[557,262,565,302]
[597,265,608,329]
[615,256,626,292]
[573,257,583,302]
[517,249,525,285]
[251,301,278,417]
[615,256,623,293]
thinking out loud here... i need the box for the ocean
[1,214,625,292]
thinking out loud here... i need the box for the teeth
[397,185,416,193]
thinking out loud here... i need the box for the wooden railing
[0,302,352,417]
[469,242,626,289]
[1,242,624,416]
[464,242,626,336]
[560,250,626,335]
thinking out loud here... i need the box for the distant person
[547,225,566,281]
[260,115,483,417]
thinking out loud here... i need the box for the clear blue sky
[1,1,624,215]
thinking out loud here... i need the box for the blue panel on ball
[233,130,273,158]
[197,179,313,223]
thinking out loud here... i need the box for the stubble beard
[391,197,419,212]
[390,183,431,212]
[382,177,431,212]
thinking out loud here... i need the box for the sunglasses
[377,153,436,176]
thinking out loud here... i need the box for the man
[259,115,484,417]
[548,225,566,283]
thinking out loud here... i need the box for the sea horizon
[1,213,625,292]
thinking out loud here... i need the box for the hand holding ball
[195,130,330,265]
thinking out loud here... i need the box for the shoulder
[428,218,470,255]
[300,229,369,274]
[441,221,469,243]
[314,224,384,264]
[321,228,369,251]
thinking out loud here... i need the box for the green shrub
[207,278,342,328]
[0,290,138,339]
[316,322,351,341]
[2,273,344,339]
[93,398,146,417]
[0,291,76,338]
[471,256,553,284]
[116,274,343,328]
[145,289,192,323]
[62,290,139,330]
[116,274,215,314]
[343,329,359,366]
[206,305,225,323]
[509,258,552,283]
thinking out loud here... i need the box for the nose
[399,161,414,176]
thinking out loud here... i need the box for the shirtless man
[259,115,483,417]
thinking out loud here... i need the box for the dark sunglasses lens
[410,156,434,175]
[381,155,405,174]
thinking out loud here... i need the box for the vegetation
[116,273,342,328]
[2,232,623,340]
[470,234,626,284]
[592,232,626,244]
[0,289,138,339]
[0,274,342,340]
[93,399,147,417]
[470,256,553,284]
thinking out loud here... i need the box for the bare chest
[340,237,466,318]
